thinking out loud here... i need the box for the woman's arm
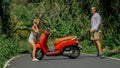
[31,24,39,34]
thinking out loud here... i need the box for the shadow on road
[41,54,97,61]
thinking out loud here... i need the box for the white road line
[3,54,26,68]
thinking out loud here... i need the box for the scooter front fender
[36,43,42,49]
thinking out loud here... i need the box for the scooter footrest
[46,51,61,56]
[48,48,54,52]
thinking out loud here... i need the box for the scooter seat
[54,36,76,44]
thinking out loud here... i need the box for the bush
[0,36,17,67]
[0,35,31,68]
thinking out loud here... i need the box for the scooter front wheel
[35,48,44,60]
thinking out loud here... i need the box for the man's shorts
[91,32,102,40]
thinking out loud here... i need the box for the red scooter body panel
[54,39,78,51]
[36,43,41,48]
[36,32,49,53]
[36,30,79,56]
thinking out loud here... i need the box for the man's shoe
[97,54,105,59]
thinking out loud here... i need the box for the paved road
[7,54,120,68]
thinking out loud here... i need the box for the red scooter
[34,30,82,60]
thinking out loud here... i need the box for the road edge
[3,54,26,68]
[82,53,120,61]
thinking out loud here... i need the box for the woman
[28,18,40,61]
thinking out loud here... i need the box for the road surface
[7,54,120,68]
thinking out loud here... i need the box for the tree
[1,0,12,37]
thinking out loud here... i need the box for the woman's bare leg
[29,42,36,59]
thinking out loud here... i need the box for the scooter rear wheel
[68,46,80,59]
[35,48,44,60]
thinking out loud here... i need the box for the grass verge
[81,40,120,59]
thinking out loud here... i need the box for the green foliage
[81,40,97,54]
[0,35,31,68]
[7,0,91,39]
[9,0,120,48]
[1,0,119,43]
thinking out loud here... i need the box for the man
[90,7,104,58]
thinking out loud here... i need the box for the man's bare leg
[94,41,99,53]
[94,40,104,58]
[94,40,102,54]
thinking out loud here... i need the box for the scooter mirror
[46,27,50,31]
[44,30,50,35]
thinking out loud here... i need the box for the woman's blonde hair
[33,19,39,24]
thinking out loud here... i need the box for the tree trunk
[0,0,11,37]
